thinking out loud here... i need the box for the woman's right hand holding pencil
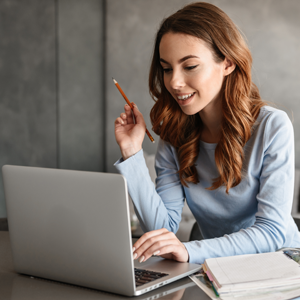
[115,103,146,160]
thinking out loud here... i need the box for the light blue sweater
[115,106,300,264]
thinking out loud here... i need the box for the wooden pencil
[112,77,155,143]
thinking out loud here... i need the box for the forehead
[159,32,212,60]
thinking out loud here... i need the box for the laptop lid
[3,165,201,296]
[3,165,136,296]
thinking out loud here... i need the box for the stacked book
[192,249,300,300]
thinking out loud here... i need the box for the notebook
[2,165,201,296]
[203,250,300,297]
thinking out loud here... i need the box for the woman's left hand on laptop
[132,228,189,263]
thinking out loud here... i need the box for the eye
[162,68,172,73]
[185,65,199,71]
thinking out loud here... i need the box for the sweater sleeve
[114,139,185,233]
[184,110,296,264]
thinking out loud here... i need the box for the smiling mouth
[177,92,195,100]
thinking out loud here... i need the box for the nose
[169,69,185,90]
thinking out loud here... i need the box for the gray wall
[0,0,104,218]
[1,0,300,217]
[106,0,300,172]
[58,0,104,171]
[0,0,57,218]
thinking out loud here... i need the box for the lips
[176,92,195,106]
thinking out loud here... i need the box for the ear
[223,58,236,76]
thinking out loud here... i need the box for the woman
[114,2,300,264]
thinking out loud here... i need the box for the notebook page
[205,252,300,286]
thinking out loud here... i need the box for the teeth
[177,93,194,100]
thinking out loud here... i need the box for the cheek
[200,68,224,93]
[163,75,171,92]
[211,65,225,86]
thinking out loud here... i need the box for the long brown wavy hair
[149,2,265,193]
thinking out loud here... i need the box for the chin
[180,106,201,116]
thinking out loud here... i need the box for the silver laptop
[2,165,201,296]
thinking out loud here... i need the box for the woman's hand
[114,103,146,160]
[132,228,189,263]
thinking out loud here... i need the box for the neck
[199,99,223,143]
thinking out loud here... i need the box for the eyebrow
[160,55,200,64]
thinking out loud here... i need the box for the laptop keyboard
[135,268,169,287]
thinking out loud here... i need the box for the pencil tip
[112,77,117,84]
[112,77,114,80]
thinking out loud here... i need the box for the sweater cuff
[183,241,204,265]
[114,149,146,174]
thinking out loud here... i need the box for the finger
[152,244,187,262]
[124,104,134,124]
[141,239,189,263]
[138,235,181,263]
[124,103,133,111]
[115,117,124,126]
[133,230,175,260]
[132,104,146,127]
[133,228,169,253]
[120,112,128,125]
[160,243,189,262]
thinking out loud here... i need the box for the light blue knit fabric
[115,106,300,264]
